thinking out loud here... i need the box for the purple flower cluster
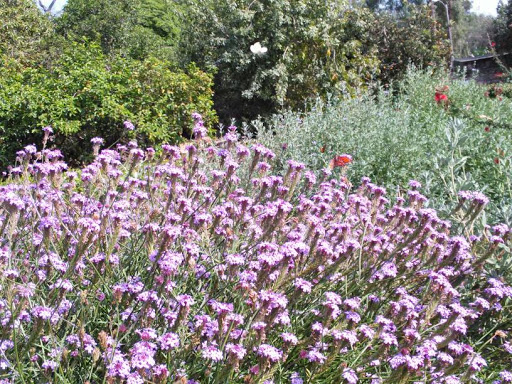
[0,125,510,383]
[192,112,207,139]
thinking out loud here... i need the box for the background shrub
[55,0,183,62]
[0,0,54,64]
[0,0,450,166]
[0,42,216,166]
[370,6,450,85]
[180,0,380,123]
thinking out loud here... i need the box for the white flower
[250,42,268,54]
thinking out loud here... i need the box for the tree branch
[38,0,58,13]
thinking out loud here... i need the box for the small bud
[495,330,507,338]
[92,347,101,363]
[98,330,109,350]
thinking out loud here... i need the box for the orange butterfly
[329,154,352,170]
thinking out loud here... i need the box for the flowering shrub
[0,118,511,383]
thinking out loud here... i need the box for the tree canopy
[493,0,512,53]
[56,0,183,61]
[0,0,53,63]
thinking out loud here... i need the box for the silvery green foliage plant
[257,68,512,227]
[0,116,511,383]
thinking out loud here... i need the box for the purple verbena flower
[257,344,282,362]
[225,343,246,360]
[201,344,223,362]
[91,137,104,146]
[342,367,358,383]
[124,120,135,131]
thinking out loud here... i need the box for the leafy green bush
[0,42,216,166]
[0,0,54,63]
[180,0,380,123]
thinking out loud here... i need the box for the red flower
[494,157,500,164]
[435,92,448,104]
[329,154,352,169]
[484,126,490,132]
[491,42,496,47]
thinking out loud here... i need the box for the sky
[40,0,500,16]
[39,0,67,13]
[472,0,499,16]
